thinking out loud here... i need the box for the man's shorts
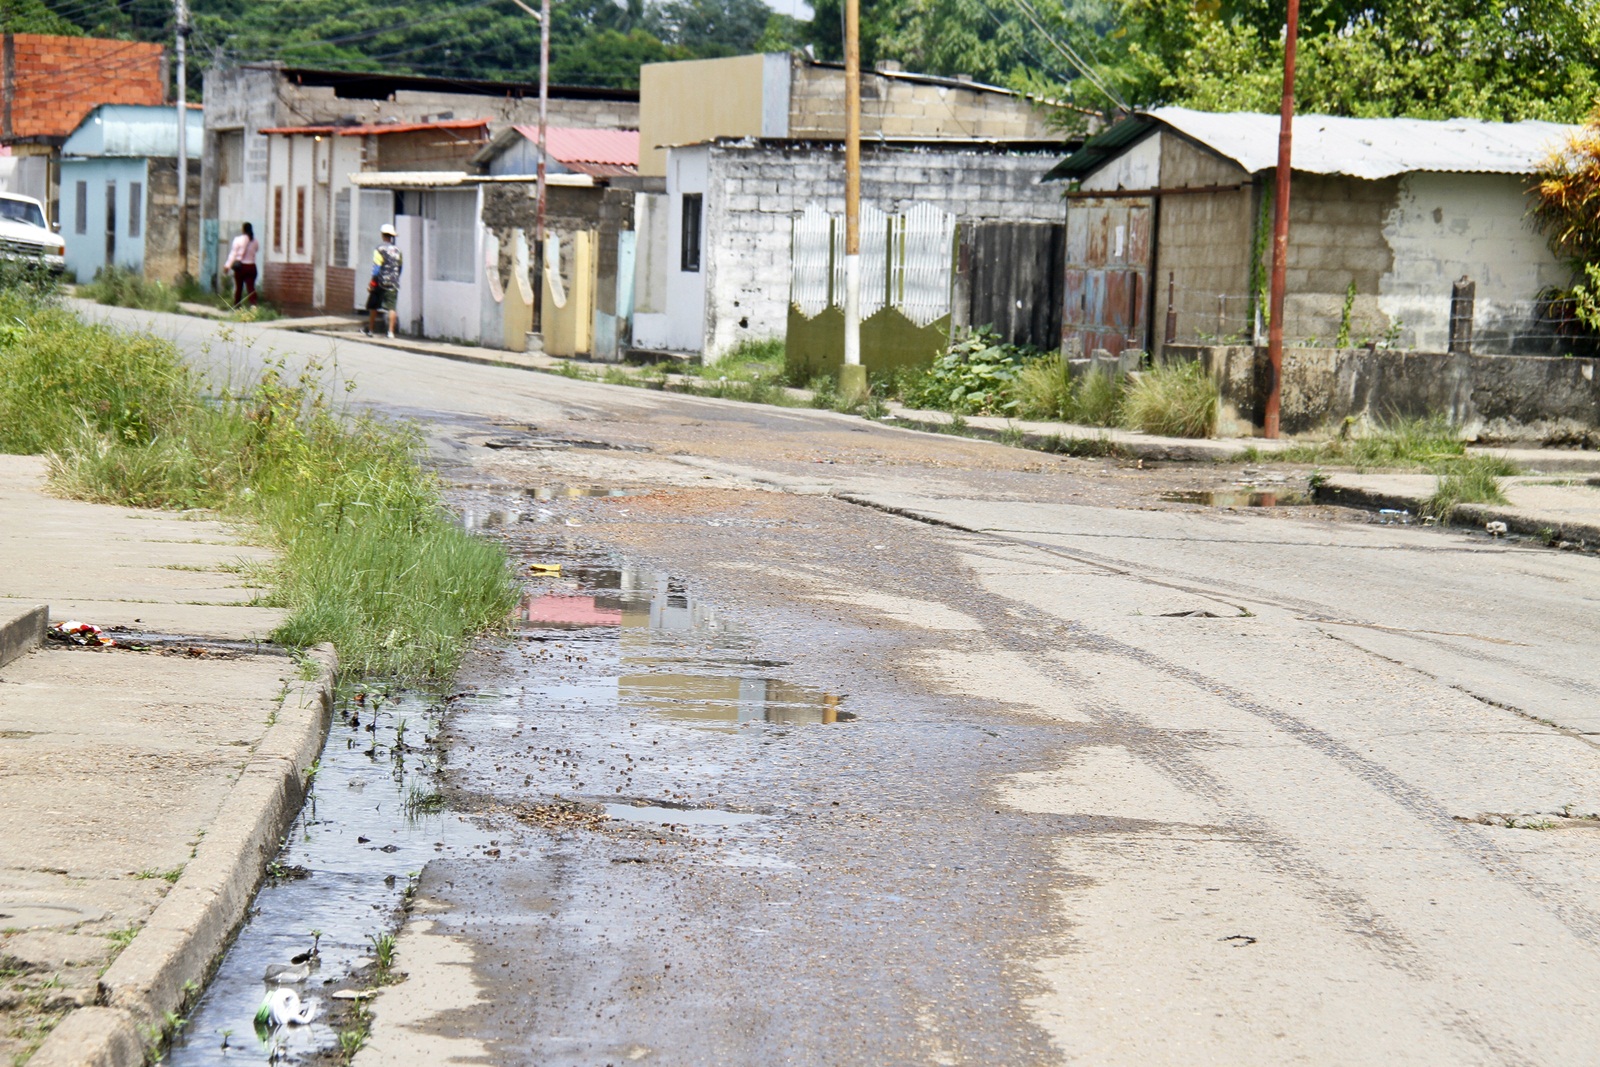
[366,286,398,312]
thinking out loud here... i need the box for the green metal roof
[1044,112,1154,181]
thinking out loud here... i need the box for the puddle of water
[1162,488,1310,507]
[603,803,769,827]
[618,674,850,725]
[166,689,487,1065]
[527,486,644,500]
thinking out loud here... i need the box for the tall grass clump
[1423,453,1515,521]
[0,289,193,455]
[1012,351,1076,421]
[1121,361,1218,437]
[0,281,515,679]
[79,265,182,312]
[1269,415,1468,470]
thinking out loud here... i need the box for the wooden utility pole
[175,0,189,280]
[838,0,866,402]
[511,0,549,329]
[1264,0,1300,438]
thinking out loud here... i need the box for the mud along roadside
[0,454,334,1067]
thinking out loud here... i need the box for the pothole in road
[1162,489,1312,507]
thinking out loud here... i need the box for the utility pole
[838,0,866,403]
[510,0,548,329]
[174,0,189,281]
[1263,0,1300,438]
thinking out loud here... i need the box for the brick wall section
[327,266,356,310]
[263,261,314,311]
[702,140,1061,358]
[5,35,165,142]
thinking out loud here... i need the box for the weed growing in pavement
[402,787,447,819]
[1036,433,1126,459]
[1121,361,1218,438]
[370,932,398,979]
[1251,415,1468,470]
[105,925,141,955]
[1423,453,1515,521]
[0,285,517,680]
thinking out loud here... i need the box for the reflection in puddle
[1162,488,1310,507]
[604,803,770,827]
[527,486,643,500]
[506,556,849,728]
[619,675,851,725]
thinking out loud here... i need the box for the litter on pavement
[47,620,113,646]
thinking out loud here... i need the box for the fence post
[1449,275,1475,354]
[1164,271,1177,349]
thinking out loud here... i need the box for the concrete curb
[0,603,46,669]
[1318,483,1600,545]
[30,644,338,1067]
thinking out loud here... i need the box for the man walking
[363,223,403,338]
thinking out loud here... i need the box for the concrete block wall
[787,63,1053,141]
[1173,341,1600,445]
[700,140,1061,360]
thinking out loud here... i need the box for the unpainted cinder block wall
[1169,342,1600,444]
[701,141,1061,361]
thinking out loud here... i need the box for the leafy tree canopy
[22,0,789,89]
[810,0,1600,125]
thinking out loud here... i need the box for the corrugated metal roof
[511,125,639,167]
[259,118,491,137]
[1050,107,1574,182]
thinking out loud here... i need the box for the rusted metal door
[1062,197,1152,356]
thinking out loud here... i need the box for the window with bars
[128,182,142,239]
[272,186,283,251]
[74,182,87,234]
[295,186,306,255]
[333,188,351,267]
[680,193,702,273]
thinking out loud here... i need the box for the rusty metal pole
[1264,0,1300,438]
[838,0,867,404]
[175,0,189,280]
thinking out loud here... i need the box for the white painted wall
[1380,172,1569,352]
[1080,132,1160,193]
[664,145,709,353]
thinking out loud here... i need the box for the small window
[74,181,87,234]
[333,188,350,267]
[128,182,142,238]
[680,193,702,273]
[295,186,306,255]
[272,186,283,251]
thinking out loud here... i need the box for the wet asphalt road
[82,306,1600,1065]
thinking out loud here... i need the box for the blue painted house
[59,104,203,282]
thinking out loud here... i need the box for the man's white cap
[380,223,397,237]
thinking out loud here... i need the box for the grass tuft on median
[0,283,516,680]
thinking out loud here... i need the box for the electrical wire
[1005,0,1127,109]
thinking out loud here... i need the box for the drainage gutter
[29,645,338,1067]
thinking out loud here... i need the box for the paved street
[86,306,1600,1065]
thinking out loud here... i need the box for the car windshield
[0,199,46,229]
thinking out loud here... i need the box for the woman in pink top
[223,222,258,307]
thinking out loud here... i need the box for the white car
[0,193,65,273]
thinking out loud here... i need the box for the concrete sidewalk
[1321,472,1600,543]
[0,455,332,1066]
[279,318,1600,473]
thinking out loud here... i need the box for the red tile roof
[4,35,165,144]
[259,118,491,137]
[513,125,639,167]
